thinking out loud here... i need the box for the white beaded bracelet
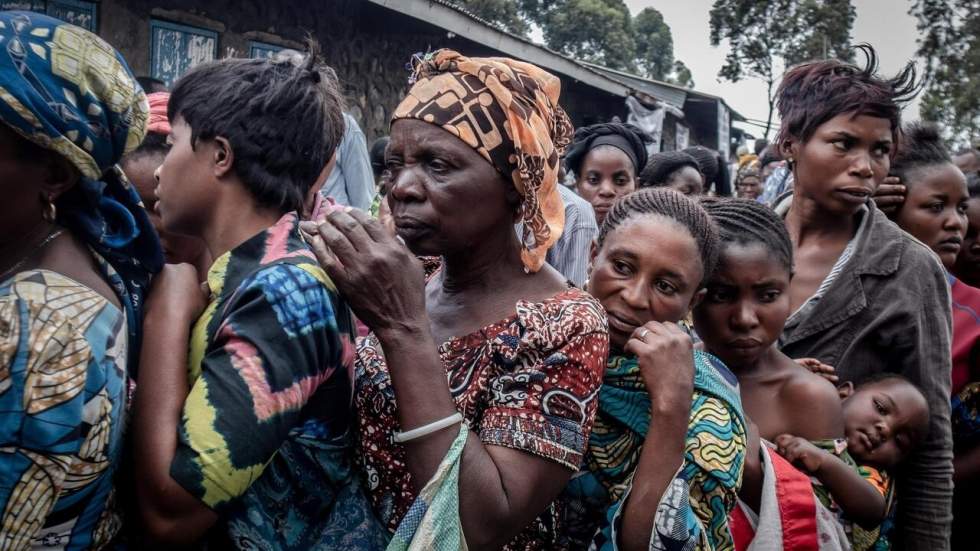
[392,412,464,443]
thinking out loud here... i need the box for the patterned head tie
[392,49,574,273]
[0,11,162,365]
[737,161,762,184]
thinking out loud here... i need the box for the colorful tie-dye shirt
[170,212,387,549]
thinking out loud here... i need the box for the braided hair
[598,188,720,283]
[638,150,703,188]
[891,122,953,183]
[701,197,794,274]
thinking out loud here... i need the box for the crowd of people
[1,9,977,551]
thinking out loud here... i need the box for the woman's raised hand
[625,321,695,411]
[300,209,426,338]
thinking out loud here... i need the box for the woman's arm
[894,252,954,549]
[133,264,217,544]
[379,327,581,549]
[305,210,603,550]
[617,322,695,550]
[774,434,886,528]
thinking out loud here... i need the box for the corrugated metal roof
[582,63,688,110]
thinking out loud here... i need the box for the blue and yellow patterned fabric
[171,212,387,549]
[0,11,162,371]
[562,350,747,550]
[0,266,128,549]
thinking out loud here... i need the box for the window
[0,0,97,32]
[248,41,283,60]
[150,19,218,88]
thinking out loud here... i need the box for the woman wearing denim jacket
[772,46,954,550]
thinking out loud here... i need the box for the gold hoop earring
[42,194,56,222]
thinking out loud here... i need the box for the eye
[655,279,678,295]
[873,144,891,157]
[428,158,451,174]
[760,289,782,303]
[873,398,887,415]
[831,139,849,151]
[707,287,734,303]
[612,260,633,276]
[958,202,970,215]
[927,202,944,213]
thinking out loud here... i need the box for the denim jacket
[779,201,953,550]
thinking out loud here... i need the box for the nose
[944,211,967,234]
[850,151,874,179]
[388,167,425,202]
[597,179,617,198]
[619,278,651,312]
[153,164,162,183]
[731,301,759,329]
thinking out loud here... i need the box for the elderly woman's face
[386,119,518,256]
[788,113,893,216]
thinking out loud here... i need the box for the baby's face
[841,379,930,469]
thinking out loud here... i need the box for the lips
[936,236,963,253]
[727,337,763,350]
[834,187,872,204]
[606,310,642,335]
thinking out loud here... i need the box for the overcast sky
[621,0,923,139]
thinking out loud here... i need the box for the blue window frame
[248,40,283,59]
[150,19,218,88]
[0,0,97,32]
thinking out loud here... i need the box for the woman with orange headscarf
[302,50,609,549]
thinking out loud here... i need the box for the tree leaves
[708,0,856,137]
[912,0,980,146]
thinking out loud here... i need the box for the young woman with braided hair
[561,188,747,550]
[696,198,924,551]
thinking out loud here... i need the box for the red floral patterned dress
[354,286,609,549]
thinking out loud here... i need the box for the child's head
[693,198,793,369]
[839,374,930,469]
[891,122,969,270]
[589,188,719,350]
[156,45,344,236]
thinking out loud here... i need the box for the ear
[778,137,798,163]
[689,287,707,311]
[837,381,855,400]
[38,152,80,200]
[585,239,599,291]
[211,136,234,179]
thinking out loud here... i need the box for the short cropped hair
[891,122,954,183]
[776,44,919,147]
[168,44,345,213]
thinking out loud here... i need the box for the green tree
[633,7,674,80]
[912,0,980,146]
[670,60,696,89]
[709,0,856,138]
[465,0,695,88]
[458,0,531,36]
[531,0,638,71]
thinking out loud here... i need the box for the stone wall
[97,0,625,142]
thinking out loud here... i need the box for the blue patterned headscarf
[0,12,163,365]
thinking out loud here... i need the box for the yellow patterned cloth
[562,350,747,550]
[0,268,128,549]
[392,49,574,272]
